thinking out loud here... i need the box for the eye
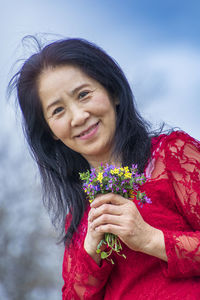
[52,106,64,116]
[78,91,90,100]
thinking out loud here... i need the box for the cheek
[48,119,69,139]
[93,95,110,107]
[92,96,116,117]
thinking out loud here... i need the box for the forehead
[38,65,93,90]
[37,65,97,102]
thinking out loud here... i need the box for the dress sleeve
[161,131,200,278]
[62,212,113,299]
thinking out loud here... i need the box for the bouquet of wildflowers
[80,164,151,263]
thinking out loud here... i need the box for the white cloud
[128,45,200,140]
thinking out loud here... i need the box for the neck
[83,154,121,169]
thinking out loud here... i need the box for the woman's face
[38,65,117,166]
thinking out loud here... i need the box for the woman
[9,38,200,299]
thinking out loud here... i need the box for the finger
[95,223,122,236]
[88,204,121,222]
[88,207,95,219]
[90,193,127,208]
[91,214,123,230]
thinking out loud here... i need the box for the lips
[76,122,99,138]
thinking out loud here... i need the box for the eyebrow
[70,83,91,96]
[46,99,62,112]
[46,83,91,112]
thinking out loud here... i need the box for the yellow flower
[113,168,119,174]
[124,172,132,179]
[110,168,119,175]
[97,172,103,183]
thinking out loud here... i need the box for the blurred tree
[0,129,63,300]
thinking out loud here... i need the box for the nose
[70,105,90,127]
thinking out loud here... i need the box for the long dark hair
[8,37,152,246]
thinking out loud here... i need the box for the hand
[84,206,105,265]
[89,193,167,261]
[89,193,151,252]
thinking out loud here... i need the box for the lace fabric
[152,131,200,278]
[62,131,200,299]
[62,207,113,299]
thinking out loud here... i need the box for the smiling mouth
[77,122,99,137]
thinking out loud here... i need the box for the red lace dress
[62,131,200,299]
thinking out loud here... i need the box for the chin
[83,145,112,161]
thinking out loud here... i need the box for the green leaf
[101,251,108,259]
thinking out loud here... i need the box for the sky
[1,1,199,298]
[1,0,200,142]
[1,0,200,256]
